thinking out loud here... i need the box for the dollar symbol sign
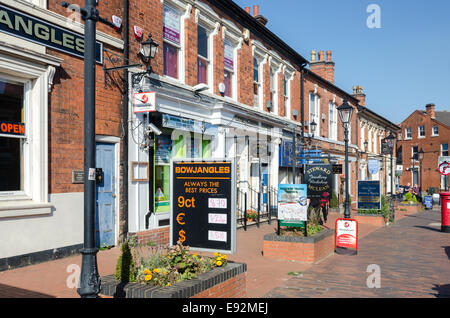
[179,230,186,243]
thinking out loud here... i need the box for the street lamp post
[337,99,353,219]
[385,132,397,222]
[418,148,424,200]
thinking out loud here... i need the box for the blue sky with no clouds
[233,0,450,124]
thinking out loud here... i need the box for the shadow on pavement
[444,246,450,260]
[413,225,443,233]
[0,283,55,298]
[432,284,450,298]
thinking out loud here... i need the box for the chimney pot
[253,5,259,16]
[245,6,251,14]
[326,50,332,61]
[310,50,317,62]
[318,50,324,61]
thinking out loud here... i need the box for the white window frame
[162,2,188,83]
[328,101,337,141]
[0,49,59,216]
[309,92,320,134]
[268,59,280,114]
[252,42,266,110]
[405,127,412,140]
[418,125,425,138]
[283,68,294,119]
[432,125,439,137]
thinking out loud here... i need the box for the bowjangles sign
[0,4,103,63]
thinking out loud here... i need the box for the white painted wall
[0,192,83,259]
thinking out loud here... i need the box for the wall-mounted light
[139,33,159,72]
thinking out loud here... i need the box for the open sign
[0,121,25,136]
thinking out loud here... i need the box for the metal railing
[237,184,278,230]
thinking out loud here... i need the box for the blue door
[95,142,116,248]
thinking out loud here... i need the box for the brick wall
[192,272,247,298]
[135,227,170,246]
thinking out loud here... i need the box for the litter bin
[440,192,450,233]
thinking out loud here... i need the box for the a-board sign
[170,159,236,254]
[278,184,308,225]
[304,164,333,200]
[424,196,433,209]
[357,180,381,210]
[335,218,358,253]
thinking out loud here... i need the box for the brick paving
[265,210,450,298]
[0,209,447,298]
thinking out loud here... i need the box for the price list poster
[170,160,236,253]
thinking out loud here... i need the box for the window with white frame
[163,4,182,80]
[0,78,25,192]
[309,92,320,133]
[405,127,412,139]
[432,125,439,136]
[269,65,277,112]
[442,143,449,156]
[197,24,210,85]
[284,74,291,119]
[328,101,337,140]
[418,125,425,138]
[253,57,261,108]
[223,38,235,98]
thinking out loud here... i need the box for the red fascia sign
[0,121,25,136]
[335,218,358,253]
[133,92,156,113]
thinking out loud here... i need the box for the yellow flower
[167,283,171,287]
[216,260,223,266]
[144,269,151,275]
[144,274,152,281]
[163,271,167,275]
[193,253,197,257]
[153,268,160,273]
[222,255,227,259]
[214,252,219,257]
[217,257,222,262]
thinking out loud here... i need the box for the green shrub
[115,240,136,283]
[330,191,339,208]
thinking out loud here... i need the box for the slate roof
[435,111,450,127]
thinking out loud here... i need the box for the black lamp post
[385,131,396,222]
[418,148,424,200]
[337,99,353,219]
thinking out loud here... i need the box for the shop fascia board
[0,40,63,67]
[0,0,124,50]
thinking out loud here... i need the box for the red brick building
[0,0,400,268]
[397,103,450,192]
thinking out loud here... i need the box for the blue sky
[234,0,450,125]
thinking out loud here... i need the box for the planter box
[263,229,334,264]
[100,262,246,298]
[354,213,386,227]
[396,204,421,215]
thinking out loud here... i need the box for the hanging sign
[170,159,236,254]
[368,159,379,175]
[438,157,450,176]
[335,218,358,254]
[133,92,156,113]
[0,4,103,63]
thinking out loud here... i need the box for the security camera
[147,123,162,136]
[193,83,209,93]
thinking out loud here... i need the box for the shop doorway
[95,142,117,247]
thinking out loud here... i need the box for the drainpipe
[121,0,129,240]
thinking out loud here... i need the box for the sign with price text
[170,159,236,253]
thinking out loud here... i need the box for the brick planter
[263,229,334,264]
[100,262,246,298]
[354,213,386,227]
[396,204,421,214]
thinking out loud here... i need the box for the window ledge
[0,200,53,219]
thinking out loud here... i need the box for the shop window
[0,79,25,192]
[155,165,170,213]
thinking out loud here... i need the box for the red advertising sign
[133,92,156,113]
[335,218,358,253]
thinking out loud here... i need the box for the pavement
[0,208,448,298]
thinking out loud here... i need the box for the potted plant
[246,210,258,222]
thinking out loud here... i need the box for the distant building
[396,104,450,192]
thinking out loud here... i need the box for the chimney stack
[309,49,335,83]
[352,85,366,106]
[252,5,268,26]
[245,6,251,14]
[426,103,436,119]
